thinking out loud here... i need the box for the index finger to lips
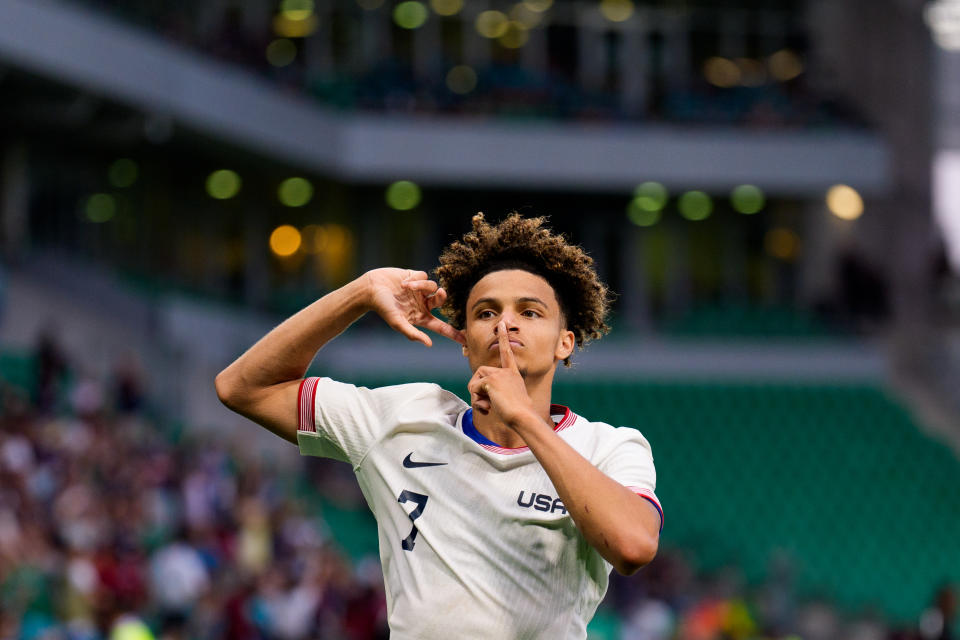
[498,321,517,370]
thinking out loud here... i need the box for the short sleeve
[598,427,663,532]
[296,377,426,466]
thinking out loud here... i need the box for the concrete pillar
[414,12,441,78]
[809,0,934,362]
[662,10,691,95]
[244,206,269,308]
[521,22,548,74]
[619,18,650,117]
[718,9,748,59]
[304,2,335,76]
[665,224,692,318]
[463,0,491,69]
[577,9,606,92]
[0,141,30,263]
[619,221,652,332]
[360,7,392,72]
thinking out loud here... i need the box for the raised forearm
[216,275,371,399]
[515,414,660,575]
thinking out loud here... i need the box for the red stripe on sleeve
[627,486,663,533]
[298,377,319,433]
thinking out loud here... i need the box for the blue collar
[461,409,503,447]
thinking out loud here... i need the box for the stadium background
[1,0,959,638]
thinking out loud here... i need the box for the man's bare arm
[215,269,463,444]
[469,322,660,574]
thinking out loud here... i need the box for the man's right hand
[364,268,465,347]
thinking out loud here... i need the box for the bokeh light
[826,184,864,220]
[278,177,314,207]
[430,0,463,16]
[85,193,116,223]
[522,0,553,12]
[266,39,297,67]
[731,185,765,214]
[273,14,318,37]
[627,199,661,227]
[394,1,428,29]
[280,0,314,20]
[302,224,329,254]
[768,49,804,82]
[510,3,542,27]
[735,58,767,87]
[476,11,509,38]
[704,57,740,88]
[499,22,529,48]
[446,65,478,94]
[633,182,668,212]
[323,224,350,255]
[678,191,713,221]
[206,170,241,200]
[765,228,800,260]
[270,225,302,257]
[385,181,422,210]
[108,159,138,188]
[600,0,634,22]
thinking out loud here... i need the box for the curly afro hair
[435,212,611,365]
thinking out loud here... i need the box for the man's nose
[493,315,520,333]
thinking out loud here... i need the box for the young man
[216,213,662,639]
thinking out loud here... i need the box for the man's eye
[478,310,496,319]
[522,310,541,318]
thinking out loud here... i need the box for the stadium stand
[64,0,863,128]
[5,333,951,639]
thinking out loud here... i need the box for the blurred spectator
[918,584,957,640]
[34,327,68,413]
[113,353,145,415]
[149,531,210,623]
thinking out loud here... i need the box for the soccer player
[215,213,662,638]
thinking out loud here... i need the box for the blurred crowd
[0,333,955,640]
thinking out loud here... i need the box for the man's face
[461,269,575,377]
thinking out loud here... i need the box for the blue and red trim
[298,376,319,433]
[460,405,576,455]
[627,486,663,533]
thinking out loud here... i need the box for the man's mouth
[489,339,523,350]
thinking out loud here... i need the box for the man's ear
[555,329,575,362]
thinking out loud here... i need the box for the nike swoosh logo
[403,453,448,468]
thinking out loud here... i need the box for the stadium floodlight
[108,159,138,189]
[476,11,509,38]
[632,182,668,212]
[926,0,960,50]
[278,178,314,207]
[270,225,302,257]
[678,191,713,221]
[731,185,765,215]
[764,228,800,261]
[627,199,661,227]
[430,0,463,17]
[386,181,422,210]
[600,0,634,23]
[826,184,864,220]
[446,66,478,95]
[394,1,429,29]
[206,170,241,200]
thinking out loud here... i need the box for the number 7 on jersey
[397,490,429,551]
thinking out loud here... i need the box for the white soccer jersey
[296,377,662,640]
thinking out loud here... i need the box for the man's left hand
[467,321,537,430]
